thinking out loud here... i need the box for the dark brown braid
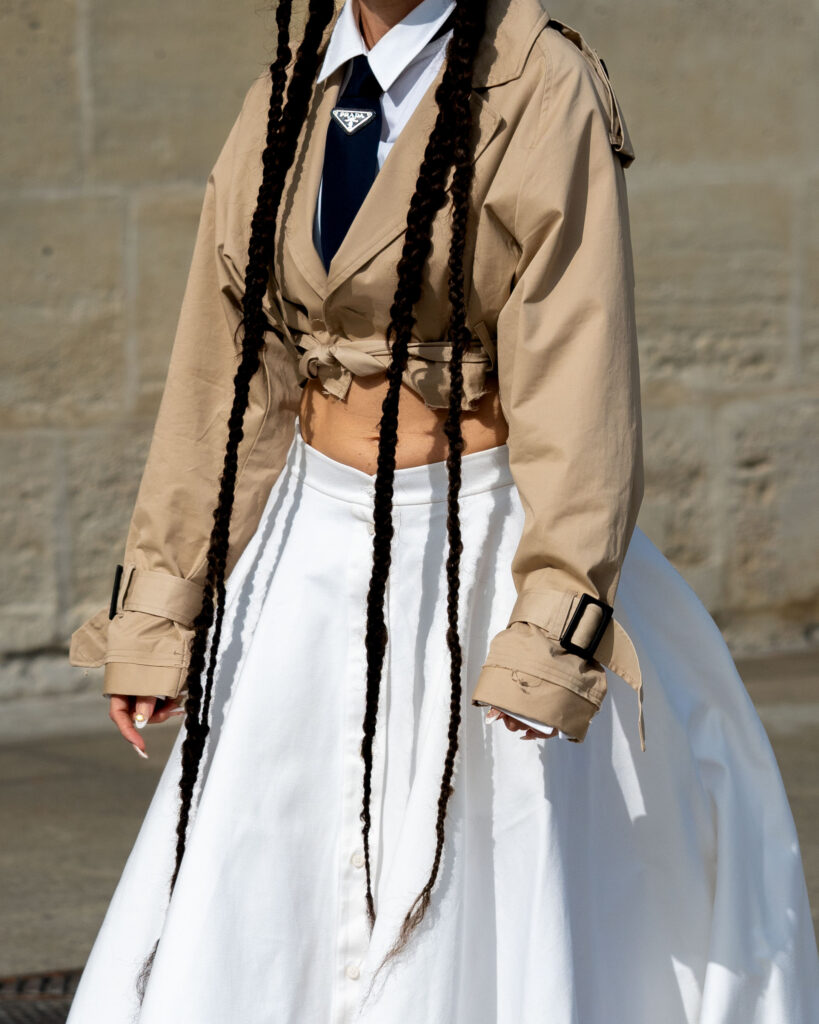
[135,0,488,1005]
[134,0,335,1005]
[359,0,487,976]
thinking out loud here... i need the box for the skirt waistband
[293,417,514,507]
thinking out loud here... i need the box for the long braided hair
[135,0,488,1002]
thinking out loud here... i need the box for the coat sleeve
[470,27,646,748]
[67,73,302,701]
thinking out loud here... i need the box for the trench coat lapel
[285,68,343,299]
[327,84,503,295]
[285,60,504,300]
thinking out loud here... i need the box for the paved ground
[0,652,816,1014]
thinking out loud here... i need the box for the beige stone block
[0,196,127,427]
[802,178,819,376]
[135,190,204,404]
[0,434,59,652]
[631,184,791,388]
[65,423,153,623]
[720,397,819,611]
[88,0,278,183]
[0,194,123,308]
[566,0,819,164]
[716,607,819,661]
[639,402,722,609]
[1,312,127,429]
[0,653,97,701]
[0,0,81,187]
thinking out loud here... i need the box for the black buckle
[108,564,124,620]
[559,593,613,661]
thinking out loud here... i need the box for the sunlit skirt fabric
[67,420,819,1024]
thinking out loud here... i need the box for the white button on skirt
[67,419,819,1024]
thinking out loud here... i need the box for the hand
[108,695,185,759]
[485,706,556,741]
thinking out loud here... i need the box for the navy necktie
[319,54,384,271]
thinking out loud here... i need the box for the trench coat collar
[284,0,550,299]
[474,0,551,89]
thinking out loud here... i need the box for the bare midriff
[298,371,509,475]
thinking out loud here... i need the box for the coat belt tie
[294,329,493,402]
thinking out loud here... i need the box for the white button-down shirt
[313,0,456,251]
[312,0,572,742]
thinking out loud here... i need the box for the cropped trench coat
[69,0,646,748]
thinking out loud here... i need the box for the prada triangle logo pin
[331,108,376,135]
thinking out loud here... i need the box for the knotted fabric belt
[295,329,493,401]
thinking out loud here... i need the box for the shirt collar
[317,0,457,93]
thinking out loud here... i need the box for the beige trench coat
[69,0,646,748]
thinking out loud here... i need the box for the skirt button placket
[331,483,381,1024]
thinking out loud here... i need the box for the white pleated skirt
[67,419,819,1024]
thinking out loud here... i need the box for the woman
[66,0,819,1020]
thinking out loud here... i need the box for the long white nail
[132,744,149,760]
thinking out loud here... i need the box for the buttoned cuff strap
[112,564,206,628]
[508,587,645,751]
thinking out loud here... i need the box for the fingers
[486,707,525,733]
[484,706,557,741]
[521,722,558,740]
[109,695,150,757]
[132,697,156,733]
[150,698,186,724]
[514,720,557,740]
[521,726,556,740]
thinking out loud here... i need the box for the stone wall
[1,0,816,699]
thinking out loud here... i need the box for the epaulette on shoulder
[545,17,636,167]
